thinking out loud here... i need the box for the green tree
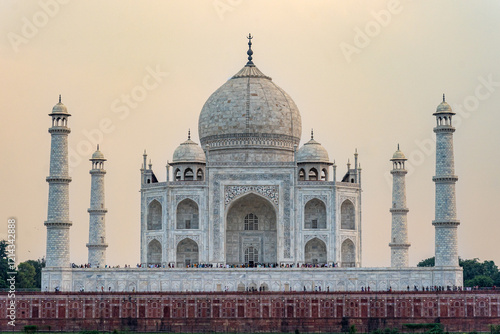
[465,275,494,287]
[416,257,435,267]
[17,262,36,289]
[493,271,500,286]
[24,258,45,288]
[460,258,498,284]
[418,256,499,287]
[0,240,10,288]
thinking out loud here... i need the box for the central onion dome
[198,35,302,162]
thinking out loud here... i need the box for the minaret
[433,94,460,267]
[45,95,72,268]
[86,145,108,268]
[389,145,410,267]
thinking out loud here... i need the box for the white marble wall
[140,165,362,269]
[42,267,463,292]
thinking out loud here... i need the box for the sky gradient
[1,0,499,268]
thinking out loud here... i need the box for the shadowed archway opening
[304,238,327,265]
[341,239,355,267]
[176,238,199,267]
[147,239,162,266]
[304,198,326,229]
[147,200,162,230]
[176,199,199,229]
[341,200,355,230]
[225,193,277,266]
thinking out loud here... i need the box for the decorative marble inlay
[341,235,355,244]
[175,195,200,206]
[147,196,163,205]
[175,234,200,245]
[339,195,356,206]
[224,185,279,207]
[304,234,328,244]
[303,195,327,205]
[146,235,162,244]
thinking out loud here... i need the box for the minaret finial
[188,129,191,140]
[443,93,445,102]
[59,94,61,103]
[398,143,400,150]
[311,128,314,139]
[97,144,99,151]
[246,33,254,66]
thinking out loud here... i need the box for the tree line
[417,256,500,287]
[0,240,44,290]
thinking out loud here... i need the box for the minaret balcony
[87,208,108,213]
[433,126,456,133]
[388,242,411,248]
[86,243,108,248]
[432,176,458,182]
[46,176,72,183]
[432,219,460,226]
[44,220,72,227]
[389,208,409,213]
[48,127,71,134]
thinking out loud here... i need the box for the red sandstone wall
[1,291,499,332]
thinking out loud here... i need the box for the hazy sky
[1,0,499,268]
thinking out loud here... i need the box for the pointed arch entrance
[176,238,199,267]
[147,239,162,266]
[341,239,356,267]
[225,193,277,266]
[304,238,327,265]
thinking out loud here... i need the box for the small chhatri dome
[296,131,330,163]
[51,94,69,114]
[435,94,453,113]
[172,132,206,164]
[91,144,106,160]
[391,144,406,160]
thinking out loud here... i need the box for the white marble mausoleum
[42,36,463,292]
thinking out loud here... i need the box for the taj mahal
[41,36,463,292]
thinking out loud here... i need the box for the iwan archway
[225,193,277,266]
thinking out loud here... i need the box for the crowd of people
[71,263,134,268]
[142,262,342,269]
[405,285,463,292]
[72,262,341,269]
